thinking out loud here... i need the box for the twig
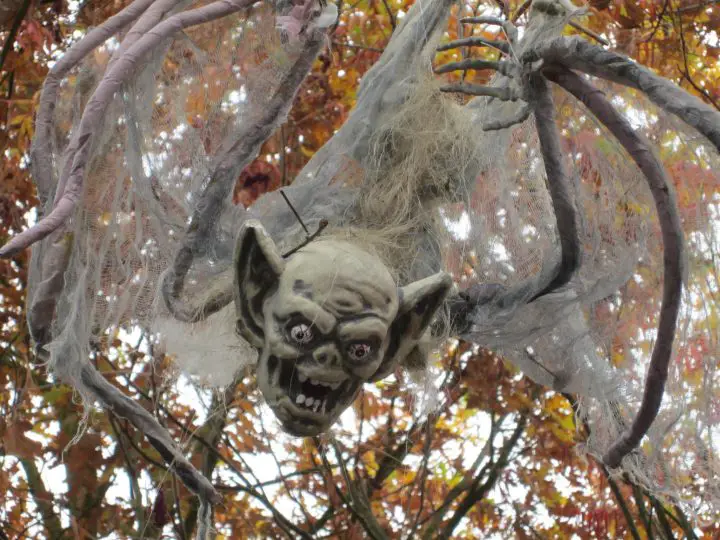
[78,363,221,506]
[381,0,396,30]
[330,440,389,540]
[676,11,720,111]
[511,0,532,23]
[544,67,685,468]
[420,414,501,536]
[439,413,528,539]
[643,0,669,43]
[17,457,64,539]
[568,20,610,46]
[257,411,313,525]
[631,483,654,539]
[604,470,642,540]
[406,421,435,538]
[0,0,31,75]
[108,415,147,534]
[649,497,676,540]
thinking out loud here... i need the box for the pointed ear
[234,220,285,348]
[370,272,453,381]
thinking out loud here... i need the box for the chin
[257,354,362,437]
[277,412,328,436]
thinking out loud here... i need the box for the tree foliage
[1,0,718,538]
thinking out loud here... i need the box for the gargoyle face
[234,221,451,436]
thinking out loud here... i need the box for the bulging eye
[289,323,314,345]
[347,343,373,361]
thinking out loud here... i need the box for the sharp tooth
[310,378,319,386]
[298,373,307,383]
[330,381,339,390]
[314,401,320,412]
[321,400,327,415]
[296,394,305,405]
[306,397,314,407]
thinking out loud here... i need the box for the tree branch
[604,470,642,540]
[421,417,499,538]
[18,458,64,539]
[631,483,654,539]
[182,385,237,538]
[330,441,389,540]
[0,0,31,75]
[439,412,527,539]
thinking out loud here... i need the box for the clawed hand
[433,16,545,131]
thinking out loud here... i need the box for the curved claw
[434,58,514,76]
[460,16,507,25]
[460,16,518,44]
[482,103,532,131]
[439,83,521,102]
[437,36,510,54]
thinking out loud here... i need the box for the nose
[313,344,341,367]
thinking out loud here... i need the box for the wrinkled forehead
[276,240,399,321]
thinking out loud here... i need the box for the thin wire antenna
[280,189,329,258]
[280,189,310,235]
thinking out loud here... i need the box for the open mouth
[268,356,359,421]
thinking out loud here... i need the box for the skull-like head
[234,221,451,436]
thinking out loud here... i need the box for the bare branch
[331,441,389,540]
[380,0,396,31]
[676,11,720,111]
[568,20,610,46]
[604,469,643,540]
[511,0,532,23]
[544,66,685,468]
[0,0,31,75]
[18,458,64,539]
[439,413,527,539]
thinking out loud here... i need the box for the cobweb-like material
[22,0,719,522]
